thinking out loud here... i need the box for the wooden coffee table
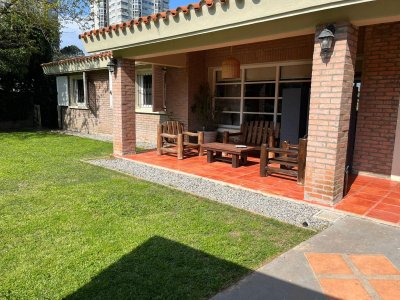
[201,143,256,168]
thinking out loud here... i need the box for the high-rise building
[91,0,169,29]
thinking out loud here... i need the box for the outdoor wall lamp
[107,59,117,73]
[318,25,336,56]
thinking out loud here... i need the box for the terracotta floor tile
[335,203,372,215]
[362,187,390,197]
[319,278,372,300]
[366,209,400,223]
[369,279,400,300]
[123,151,400,224]
[351,192,382,202]
[339,196,376,207]
[305,253,353,275]
[349,255,400,275]
[386,192,400,201]
[382,197,400,207]
[368,181,399,190]
[374,203,400,215]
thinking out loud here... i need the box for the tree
[0,0,93,127]
[0,0,93,77]
[55,45,85,60]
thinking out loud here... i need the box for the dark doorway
[343,83,361,196]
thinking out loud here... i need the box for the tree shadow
[64,236,331,300]
[0,130,69,140]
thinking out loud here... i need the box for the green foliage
[60,45,84,57]
[0,132,315,299]
[0,0,60,77]
[0,1,92,126]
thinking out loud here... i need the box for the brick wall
[353,22,400,177]
[112,58,136,156]
[152,65,165,112]
[135,36,315,140]
[135,113,163,148]
[204,35,314,67]
[305,23,359,204]
[165,67,189,128]
[62,70,113,135]
[134,66,188,148]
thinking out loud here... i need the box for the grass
[0,131,315,299]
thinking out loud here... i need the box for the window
[136,70,152,110]
[69,73,87,108]
[213,62,312,129]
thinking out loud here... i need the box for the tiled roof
[79,0,227,40]
[41,52,112,67]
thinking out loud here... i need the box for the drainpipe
[162,67,167,111]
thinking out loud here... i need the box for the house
[42,0,400,206]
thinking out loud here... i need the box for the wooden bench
[223,121,280,151]
[260,138,307,185]
[157,121,204,160]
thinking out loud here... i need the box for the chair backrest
[240,121,280,146]
[160,121,185,135]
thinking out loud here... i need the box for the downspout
[162,67,167,111]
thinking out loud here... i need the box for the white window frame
[135,69,153,112]
[69,72,88,109]
[211,60,312,130]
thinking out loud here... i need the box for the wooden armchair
[223,121,280,150]
[260,138,307,185]
[157,121,204,160]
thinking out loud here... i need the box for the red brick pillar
[112,58,136,156]
[305,23,358,204]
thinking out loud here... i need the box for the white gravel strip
[88,158,338,230]
[51,130,113,143]
[52,130,155,149]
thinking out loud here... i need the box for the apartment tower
[92,0,169,29]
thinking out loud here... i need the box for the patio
[124,151,400,225]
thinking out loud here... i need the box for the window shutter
[109,72,113,108]
[56,76,69,106]
[152,65,165,112]
[83,72,88,104]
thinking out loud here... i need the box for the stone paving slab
[212,216,400,300]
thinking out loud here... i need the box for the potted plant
[191,83,220,143]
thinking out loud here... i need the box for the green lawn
[0,131,315,299]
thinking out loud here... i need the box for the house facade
[42,0,400,205]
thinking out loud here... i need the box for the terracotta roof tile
[41,51,112,67]
[79,0,227,40]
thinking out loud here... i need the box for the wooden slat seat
[260,138,307,185]
[157,121,204,160]
[223,121,280,151]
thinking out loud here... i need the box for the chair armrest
[266,147,298,155]
[183,131,204,144]
[183,131,199,137]
[160,133,178,139]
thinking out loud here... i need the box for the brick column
[305,23,358,204]
[112,58,136,156]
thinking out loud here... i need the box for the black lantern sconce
[318,24,336,57]
[107,59,117,73]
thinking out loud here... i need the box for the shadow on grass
[64,236,331,300]
[0,130,67,140]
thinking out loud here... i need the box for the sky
[60,0,190,51]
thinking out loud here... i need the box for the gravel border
[52,130,157,149]
[51,130,113,143]
[87,158,343,230]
